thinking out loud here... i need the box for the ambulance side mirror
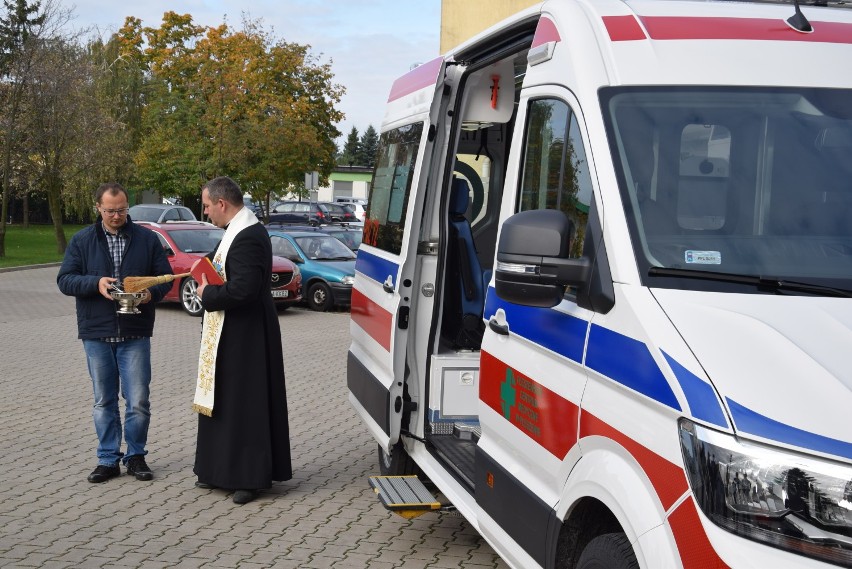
[495,209,590,308]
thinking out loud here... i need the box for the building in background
[315,165,373,203]
[440,0,538,53]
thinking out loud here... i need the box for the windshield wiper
[648,267,852,297]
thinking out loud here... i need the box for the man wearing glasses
[58,183,173,483]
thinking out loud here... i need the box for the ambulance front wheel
[575,533,638,569]
[378,442,417,476]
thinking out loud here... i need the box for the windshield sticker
[685,250,721,265]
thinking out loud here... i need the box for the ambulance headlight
[679,419,852,566]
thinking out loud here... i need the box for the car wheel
[575,533,638,569]
[307,282,333,311]
[180,278,204,317]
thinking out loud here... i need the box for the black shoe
[232,490,258,504]
[195,481,216,489]
[87,464,120,483]
[126,456,153,481]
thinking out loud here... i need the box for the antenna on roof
[786,0,814,33]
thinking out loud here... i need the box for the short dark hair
[204,176,242,206]
[95,183,128,204]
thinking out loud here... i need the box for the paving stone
[0,267,508,569]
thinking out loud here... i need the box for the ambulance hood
[652,289,852,461]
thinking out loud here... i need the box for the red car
[138,220,302,316]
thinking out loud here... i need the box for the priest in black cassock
[191,176,292,505]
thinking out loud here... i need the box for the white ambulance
[347,0,852,567]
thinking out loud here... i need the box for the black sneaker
[126,456,153,481]
[87,464,120,483]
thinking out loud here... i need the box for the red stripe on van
[603,15,647,41]
[580,411,688,511]
[387,56,444,103]
[480,351,579,459]
[669,498,731,569]
[351,289,392,352]
[641,16,852,44]
[531,16,562,48]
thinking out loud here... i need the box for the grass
[0,224,87,269]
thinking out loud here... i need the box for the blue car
[267,229,356,311]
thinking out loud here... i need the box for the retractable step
[368,475,442,519]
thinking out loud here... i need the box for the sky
[62,0,442,144]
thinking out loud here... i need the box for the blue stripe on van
[484,294,587,363]
[355,250,398,288]
[662,351,728,428]
[727,398,852,461]
[486,293,680,411]
[586,325,682,412]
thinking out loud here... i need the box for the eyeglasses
[100,207,129,216]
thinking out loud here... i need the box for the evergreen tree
[358,125,378,168]
[340,126,360,166]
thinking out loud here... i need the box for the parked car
[335,197,368,207]
[266,223,363,251]
[340,202,367,223]
[268,201,332,226]
[243,196,264,218]
[267,229,356,311]
[129,204,197,223]
[319,202,359,224]
[139,221,302,316]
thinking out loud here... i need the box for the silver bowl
[109,290,147,314]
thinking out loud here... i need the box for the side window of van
[519,98,593,258]
[364,123,424,254]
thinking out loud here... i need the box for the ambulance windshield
[602,87,852,294]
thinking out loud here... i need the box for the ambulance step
[369,476,442,519]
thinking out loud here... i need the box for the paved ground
[0,267,508,568]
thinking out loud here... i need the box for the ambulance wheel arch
[553,443,683,569]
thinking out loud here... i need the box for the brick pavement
[0,267,508,568]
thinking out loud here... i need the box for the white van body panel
[654,290,852,451]
[349,0,852,567]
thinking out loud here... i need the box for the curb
[0,262,62,274]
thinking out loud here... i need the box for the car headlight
[292,265,300,276]
[679,419,852,566]
[341,275,355,285]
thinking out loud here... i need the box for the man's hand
[139,289,152,304]
[98,277,118,300]
[196,273,208,298]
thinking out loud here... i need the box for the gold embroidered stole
[192,207,258,416]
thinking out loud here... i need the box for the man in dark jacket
[57,183,173,483]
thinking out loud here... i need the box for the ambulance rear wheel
[575,533,638,569]
[378,442,417,476]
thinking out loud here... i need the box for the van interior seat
[446,177,487,349]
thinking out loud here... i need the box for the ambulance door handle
[488,319,508,336]
[383,276,394,294]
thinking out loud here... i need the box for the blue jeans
[82,338,151,466]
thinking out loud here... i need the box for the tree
[358,125,378,168]
[0,0,46,256]
[22,36,126,252]
[339,126,360,166]
[130,14,344,219]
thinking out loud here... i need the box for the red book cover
[191,257,224,285]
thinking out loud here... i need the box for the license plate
[272,290,289,298]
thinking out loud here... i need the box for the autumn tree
[21,36,128,252]
[130,13,344,218]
